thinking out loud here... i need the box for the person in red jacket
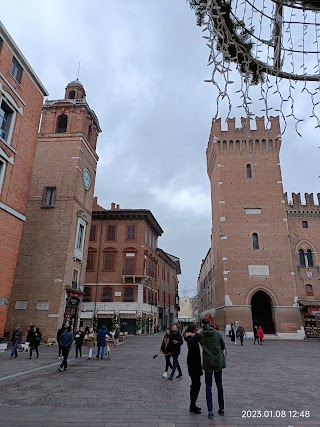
[257,326,264,345]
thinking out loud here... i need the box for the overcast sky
[2,1,319,296]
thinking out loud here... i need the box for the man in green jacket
[198,318,226,419]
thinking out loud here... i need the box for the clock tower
[6,80,101,339]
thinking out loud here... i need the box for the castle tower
[6,80,101,339]
[207,116,303,337]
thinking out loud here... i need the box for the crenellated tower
[207,116,303,338]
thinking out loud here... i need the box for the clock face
[83,168,91,190]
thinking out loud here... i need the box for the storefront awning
[97,310,115,315]
[80,312,93,319]
[119,311,136,314]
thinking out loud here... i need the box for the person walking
[57,324,66,359]
[184,325,203,415]
[160,328,173,378]
[237,324,246,346]
[113,323,120,347]
[167,324,183,381]
[33,327,42,358]
[10,325,22,359]
[58,325,74,372]
[230,322,235,344]
[253,325,259,344]
[27,326,37,359]
[198,317,226,419]
[74,326,85,358]
[97,325,112,359]
[84,327,96,359]
[257,326,264,345]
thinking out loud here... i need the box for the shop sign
[165,307,169,315]
[0,299,9,306]
[66,296,79,307]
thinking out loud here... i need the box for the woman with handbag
[84,327,96,359]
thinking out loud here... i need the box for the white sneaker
[162,372,168,378]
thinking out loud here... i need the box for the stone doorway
[251,290,275,334]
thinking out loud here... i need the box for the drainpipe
[93,216,103,329]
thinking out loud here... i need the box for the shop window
[124,287,134,302]
[10,57,23,84]
[83,286,91,302]
[302,221,308,229]
[246,163,252,178]
[102,287,112,302]
[305,284,313,296]
[56,114,68,133]
[42,187,56,208]
[252,233,259,250]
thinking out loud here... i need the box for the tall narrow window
[76,224,85,250]
[106,225,116,241]
[124,287,134,302]
[69,90,75,99]
[0,100,14,142]
[56,114,68,133]
[104,252,116,271]
[302,221,308,229]
[10,57,23,84]
[42,187,56,208]
[86,251,95,271]
[83,286,91,302]
[89,225,96,241]
[252,233,259,249]
[0,157,6,193]
[72,269,79,289]
[125,253,135,275]
[299,249,306,267]
[102,287,112,302]
[307,249,314,267]
[305,284,313,296]
[126,225,135,240]
[246,163,252,178]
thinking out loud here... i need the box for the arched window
[124,287,134,302]
[307,249,314,267]
[102,287,112,302]
[252,233,259,250]
[69,90,75,99]
[246,163,252,178]
[299,248,314,268]
[56,114,68,133]
[299,249,306,267]
[305,284,313,296]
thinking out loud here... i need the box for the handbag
[245,335,249,341]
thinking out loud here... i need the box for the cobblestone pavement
[0,335,319,426]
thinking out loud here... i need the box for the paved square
[0,335,319,426]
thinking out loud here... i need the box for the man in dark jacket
[10,325,22,359]
[167,324,183,381]
[96,325,112,359]
[198,318,226,419]
[74,326,85,358]
[58,325,74,372]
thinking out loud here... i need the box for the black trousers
[165,355,173,371]
[29,345,39,357]
[239,335,244,345]
[254,335,259,344]
[58,344,63,357]
[75,345,82,358]
[190,375,201,407]
[60,348,70,370]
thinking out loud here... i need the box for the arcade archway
[251,290,275,334]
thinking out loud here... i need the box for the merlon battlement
[285,192,320,209]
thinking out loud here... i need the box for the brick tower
[6,80,101,340]
[206,116,303,338]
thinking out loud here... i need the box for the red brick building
[6,80,101,340]
[0,22,48,336]
[205,116,305,338]
[81,200,180,334]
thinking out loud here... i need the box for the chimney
[116,204,120,209]
[111,202,116,210]
[93,196,98,203]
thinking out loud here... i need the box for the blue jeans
[204,370,224,412]
[99,345,105,359]
[170,354,182,378]
[11,341,19,357]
